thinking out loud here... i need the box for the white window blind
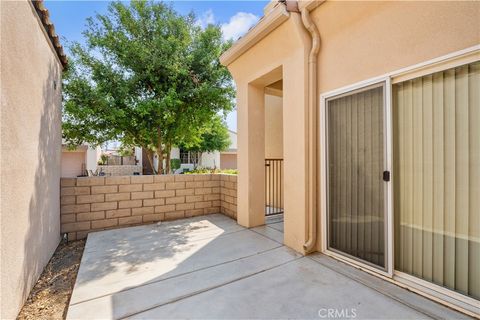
[393,61,480,299]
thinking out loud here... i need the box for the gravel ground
[17,239,86,320]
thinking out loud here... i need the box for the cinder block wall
[97,165,142,176]
[220,174,237,219]
[60,174,237,240]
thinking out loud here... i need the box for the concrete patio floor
[67,214,469,319]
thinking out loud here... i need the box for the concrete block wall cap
[220,4,290,66]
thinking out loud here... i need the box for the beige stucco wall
[313,1,480,94]
[311,1,480,251]
[0,1,63,318]
[225,1,479,254]
[264,94,284,208]
[264,94,283,158]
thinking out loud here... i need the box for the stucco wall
[311,1,480,251]
[264,94,283,159]
[0,1,62,318]
[85,145,101,172]
[312,1,480,94]
[225,1,479,254]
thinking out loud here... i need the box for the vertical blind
[327,85,385,268]
[393,61,480,299]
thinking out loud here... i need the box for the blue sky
[45,0,269,131]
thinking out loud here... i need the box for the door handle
[383,171,390,182]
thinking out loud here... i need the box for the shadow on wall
[19,62,62,308]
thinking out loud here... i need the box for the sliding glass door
[324,59,479,306]
[393,61,479,300]
[326,83,388,270]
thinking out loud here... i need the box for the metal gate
[265,159,283,216]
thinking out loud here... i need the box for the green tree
[179,115,231,168]
[62,0,234,174]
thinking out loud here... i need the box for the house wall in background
[220,154,237,169]
[0,1,63,318]
[86,145,101,172]
[61,151,86,177]
[61,145,101,177]
[227,130,237,149]
[201,151,221,168]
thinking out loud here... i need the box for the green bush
[170,159,181,172]
[185,168,237,175]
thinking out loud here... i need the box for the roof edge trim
[220,4,290,66]
[31,0,68,68]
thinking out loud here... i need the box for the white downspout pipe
[299,4,320,253]
[285,0,321,253]
[284,0,320,253]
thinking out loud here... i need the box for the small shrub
[170,159,181,172]
[100,154,108,165]
[185,168,237,175]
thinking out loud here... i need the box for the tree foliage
[181,115,231,154]
[62,0,234,174]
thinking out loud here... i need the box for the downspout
[285,0,320,253]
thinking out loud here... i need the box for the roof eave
[220,3,290,67]
[31,0,68,68]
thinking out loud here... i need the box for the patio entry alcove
[237,66,287,236]
[231,51,313,252]
[224,7,315,254]
[264,79,284,218]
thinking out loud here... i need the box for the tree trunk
[165,143,171,174]
[156,128,164,175]
[146,148,156,174]
[198,152,203,168]
[193,151,199,169]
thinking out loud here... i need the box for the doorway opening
[323,81,391,275]
[264,79,284,231]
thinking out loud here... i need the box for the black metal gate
[265,159,284,216]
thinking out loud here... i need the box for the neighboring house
[220,0,479,315]
[0,1,67,318]
[61,143,101,177]
[141,130,238,174]
[220,130,237,169]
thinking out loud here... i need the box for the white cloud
[196,9,216,29]
[221,12,259,41]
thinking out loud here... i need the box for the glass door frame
[318,46,480,315]
[320,76,394,278]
